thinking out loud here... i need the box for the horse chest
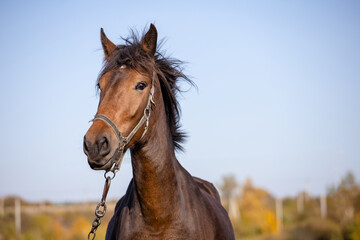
[106,183,229,240]
[114,208,195,240]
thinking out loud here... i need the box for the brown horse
[83,24,235,240]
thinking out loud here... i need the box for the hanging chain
[88,174,113,240]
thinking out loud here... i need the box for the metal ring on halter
[104,170,116,180]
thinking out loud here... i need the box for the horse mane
[97,29,194,152]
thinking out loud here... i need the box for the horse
[83,24,235,240]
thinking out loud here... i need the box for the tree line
[218,172,360,240]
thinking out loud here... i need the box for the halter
[92,72,156,175]
[87,72,156,240]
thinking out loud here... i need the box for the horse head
[83,25,158,170]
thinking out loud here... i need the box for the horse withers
[83,24,235,240]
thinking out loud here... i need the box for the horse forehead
[103,69,142,86]
[100,70,141,104]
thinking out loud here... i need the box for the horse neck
[130,87,180,224]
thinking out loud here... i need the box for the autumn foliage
[0,201,113,240]
[219,172,360,240]
[1,172,359,240]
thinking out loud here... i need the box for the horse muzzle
[83,133,115,170]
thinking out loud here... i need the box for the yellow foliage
[265,211,277,233]
[238,181,276,237]
[67,216,107,240]
[350,213,360,240]
[69,216,91,240]
[20,213,66,240]
[52,220,66,240]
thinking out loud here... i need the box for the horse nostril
[83,136,90,156]
[83,135,110,159]
[98,136,110,157]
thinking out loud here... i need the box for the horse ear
[101,28,118,61]
[141,24,158,57]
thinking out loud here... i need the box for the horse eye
[135,82,147,91]
[97,83,101,91]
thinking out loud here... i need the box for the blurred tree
[219,175,238,212]
[21,213,59,239]
[350,213,360,240]
[219,175,241,238]
[327,172,360,240]
[238,178,277,237]
[328,172,360,227]
[0,216,16,240]
[69,217,90,240]
[282,197,298,227]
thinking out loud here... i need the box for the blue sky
[0,0,359,202]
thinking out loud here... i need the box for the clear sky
[0,0,359,202]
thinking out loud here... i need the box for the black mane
[98,29,194,151]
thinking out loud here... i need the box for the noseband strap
[93,114,124,144]
[91,72,156,174]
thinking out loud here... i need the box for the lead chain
[88,176,112,240]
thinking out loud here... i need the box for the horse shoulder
[188,176,235,240]
[192,176,221,201]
